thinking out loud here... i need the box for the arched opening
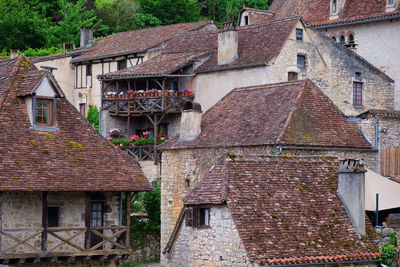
[348,34,355,44]
[340,35,346,45]
[332,0,337,13]
[332,36,337,42]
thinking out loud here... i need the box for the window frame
[288,72,298,81]
[86,64,92,76]
[297,54,306,68]
[117,59,127,70]
[295,28,303,41]
[332,0,337,14]
[185,206,210,229]
[48,207,60,228]
[244,15,249,25]
[353,82,363,107]
[340,36,346,45]
[34,97,54,127]
[90,202,104,227]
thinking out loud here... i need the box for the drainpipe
[375,115,380,150]
[72,64,75,108]
[99,81,103,134]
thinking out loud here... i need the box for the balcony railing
[0,226,130,265]
[102,94,195,116]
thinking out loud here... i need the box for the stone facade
[160,145,377,265]
[0,191,120,255]
[319,18,400,109]
[165,205,251,267]
[127,233,160,263]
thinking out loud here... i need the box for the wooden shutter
[381,147,400,177]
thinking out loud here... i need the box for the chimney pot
[337,159,366,236]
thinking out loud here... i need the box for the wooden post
[153,114,158,165]
[161,78,166,111]
[127,116,130,136]
[84,192,91,250]
[125,192,131,248]
[41,191,48,253]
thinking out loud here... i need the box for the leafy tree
[86,105,99,131]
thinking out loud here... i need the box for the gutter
[72,63,75,108]
[99,73,195,81]
[266,259,381,267]
[312,14,400,29]
[72,49,147,64]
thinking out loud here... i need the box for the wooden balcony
[0,226,130,265]
[120,146,162,162]
[102,95,195,116]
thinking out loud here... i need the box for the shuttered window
[353,82,363,106]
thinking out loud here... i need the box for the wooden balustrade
[103,95,195,116]
[0,226,130,264]
[120,146,162,161]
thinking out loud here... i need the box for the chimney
[10,49,18,59]
[80,28,93,48]
[179,102,202,141]
[218,22,238,65]
[337,159,366,236]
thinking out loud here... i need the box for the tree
[86,105,99,131]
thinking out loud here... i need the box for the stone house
[32,21,216,116]
[0,56,152,266]
[97,16,394,182]
[162,156,380,267]
[158,79,386,265]
[261,0,400,109]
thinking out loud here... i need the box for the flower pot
[184,92,188,96]
[174,93,178,96]
[188,92,192,96]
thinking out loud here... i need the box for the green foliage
[390,232,398,247]
[86,105,99,131]
[381,243,397,266]
[130,179,160,248]
[121,258,160,267]
[137,0,201,25]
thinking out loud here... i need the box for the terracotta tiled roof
[269,0,400,27]
[160,79,372,150]
[183,156,379,265]
[0,57,152,192]
[358,109,400,118]
[31,47,89,63]
[238,7,275,25]
[71,21,215,63]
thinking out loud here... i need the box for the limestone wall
[321,18,400,109]
[0,191,120,255]
[165,205,251,267]
[160,145,377,265]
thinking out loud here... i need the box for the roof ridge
[237,15,301,30]
[234,80,306,92]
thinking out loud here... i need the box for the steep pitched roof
[0,56,151,192]
[160,79,372,150]
[183,156,379,265]
[99,17,299,79]
[71,21,215,63]
[269,0,400,27]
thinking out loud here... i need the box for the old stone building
[249,0,400,109]
[162,156,379,266]
[0,56,152,266]
[158,79,385,265]
[97,16,394,183]
[33,22,216,116]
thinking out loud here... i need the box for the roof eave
[311,13,400,29]
[195,62,267,74]
[72,49,147,64]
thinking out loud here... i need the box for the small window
[35,98,53,126]
[353,82,363,107]
[348,34,355,44]
[244,15,249,25]
[117,59,127,70]
[185,207,210,228]
[297,55,306,68]
[388,0,394,5]
[90,202,104,227]
[48,207,60,227]
[86,64,92,76]
[79,103,86,117]
[340,36,346,45]
[288,72,298,81]
[355,72,362,79]
[296,29,303,41]
[332,0,337,13]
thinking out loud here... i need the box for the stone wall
[165,205,251,267]
[160,145,377,265]
[127,233,160,263]
[321,18,400,109]
[0,191,120,255]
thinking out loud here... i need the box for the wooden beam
[125,192,131,248]
[153,114,158,165]
[41,192,48,253]
[84,192,91,250]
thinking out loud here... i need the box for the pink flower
[106,137,112,141]
[130,135,139,141]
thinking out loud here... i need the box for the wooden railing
[0,226,130,263]
[103,95,194,116]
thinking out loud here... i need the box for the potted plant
[188,90,193,96]
[109,128,121,138]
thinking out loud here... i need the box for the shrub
[381,243,397,266]
[86,105,99,131]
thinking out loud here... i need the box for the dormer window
[332,0,337,13]
[244,15,249,25]
[34,98,54,126]
[388,0,394,5]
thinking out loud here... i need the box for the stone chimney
[80,28,93,48]
[179,102,202,141]
[337,159,366,236]
[218,22,238,65]
[10,49,18,59]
